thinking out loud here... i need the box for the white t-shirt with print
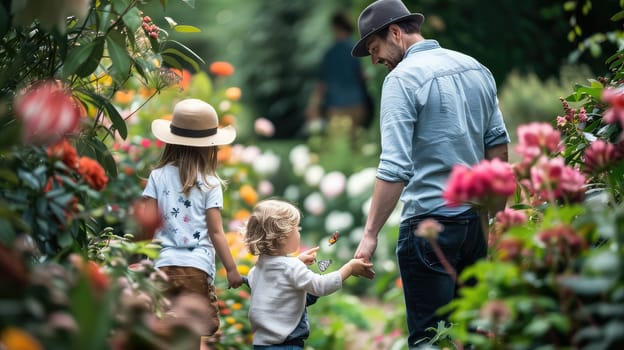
[143,164,223,279]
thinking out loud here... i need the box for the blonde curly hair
[244,199,300,256]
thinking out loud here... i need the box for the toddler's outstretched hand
[348,258,374,279]
[298,246,320,266]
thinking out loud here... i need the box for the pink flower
[495,208,527,231]
[14,81,82,145]
[578,107,587,123]
[583,139,617,174]
[602,87,624,126]
[414,219,443,241]
[254,117,275,137]
[443,158,516,207]
[527,156,586,203]
[537,225,585,256]
[141,138,151,148]
[515,122,562,161]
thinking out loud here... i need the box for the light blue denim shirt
[377,39,510,221]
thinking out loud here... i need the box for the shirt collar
[404,39,441,58]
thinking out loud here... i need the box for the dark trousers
[396,209,486,347]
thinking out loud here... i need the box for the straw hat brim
[151,119,236,147]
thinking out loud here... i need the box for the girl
[244,199,373,349]
[143,98,243,349]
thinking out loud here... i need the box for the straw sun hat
[151,98,236,147]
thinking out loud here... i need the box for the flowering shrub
[431,48,624,350]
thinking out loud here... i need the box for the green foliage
[498,64,593,143]
[435,3,624,348]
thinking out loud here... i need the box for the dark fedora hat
[351,0,424,57]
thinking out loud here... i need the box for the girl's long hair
[155,144,224,195]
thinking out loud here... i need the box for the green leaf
[174,25,201,33]
[63,37,105,78]
[525,317,551,337]
[106,31,132,81]
[180,0,195,8]
[76,89,127,139]
[160,40,205,73]
[563,1,577,11]
[122,6,143,33]
[611,10,624,21]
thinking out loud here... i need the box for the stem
[429,239,459,285]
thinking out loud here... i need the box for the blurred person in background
[305,10,373,146]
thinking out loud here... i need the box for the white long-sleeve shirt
[248,255,342,345]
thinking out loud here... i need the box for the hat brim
[151,119,236,147]
[351,13,424,58]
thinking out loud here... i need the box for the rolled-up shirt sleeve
[377,75,419,184]
[484,89,511,148]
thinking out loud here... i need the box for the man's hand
[354,235,378,279]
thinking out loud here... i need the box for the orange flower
[47,139,79,170]
[209,61,235,77]
[234,209,251,221]
[0,327,43,350]
[217,145,233,163]
[225,87,242,101]
[77,156,108,191]
[170,68,192,90]
[113,90,135,105]
[138,86,157,98]
[220,114,236,127]
[239,185,258,206]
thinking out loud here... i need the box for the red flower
[132,199,163,240]
[209,61,235,77]
[47,139,79,170]
[14,81,82,145]
[86,260,109,290]
[77,156,108,190]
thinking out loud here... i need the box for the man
[351,0,510,347]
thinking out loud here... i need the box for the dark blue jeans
[396,209,486,347]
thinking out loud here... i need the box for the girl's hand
[298,246,320,266]
[226,269,243,289]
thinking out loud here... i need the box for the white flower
[324,211,353,233]
[303,192,325,216]
[258,180,274,196]
[241,145,261,164]
[283,185,300,202]
[229,144,245,163]
[320,171,346,199]
[349,227,364,244]
[304,165,325,187]
[218,100,231,112]
[254,117,275,137]
[252,151,280,176]
[346,167,377,198]
[289,144,310,176]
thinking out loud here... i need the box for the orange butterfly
[328,231,339,246]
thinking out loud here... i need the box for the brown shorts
[159,266,221,340]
